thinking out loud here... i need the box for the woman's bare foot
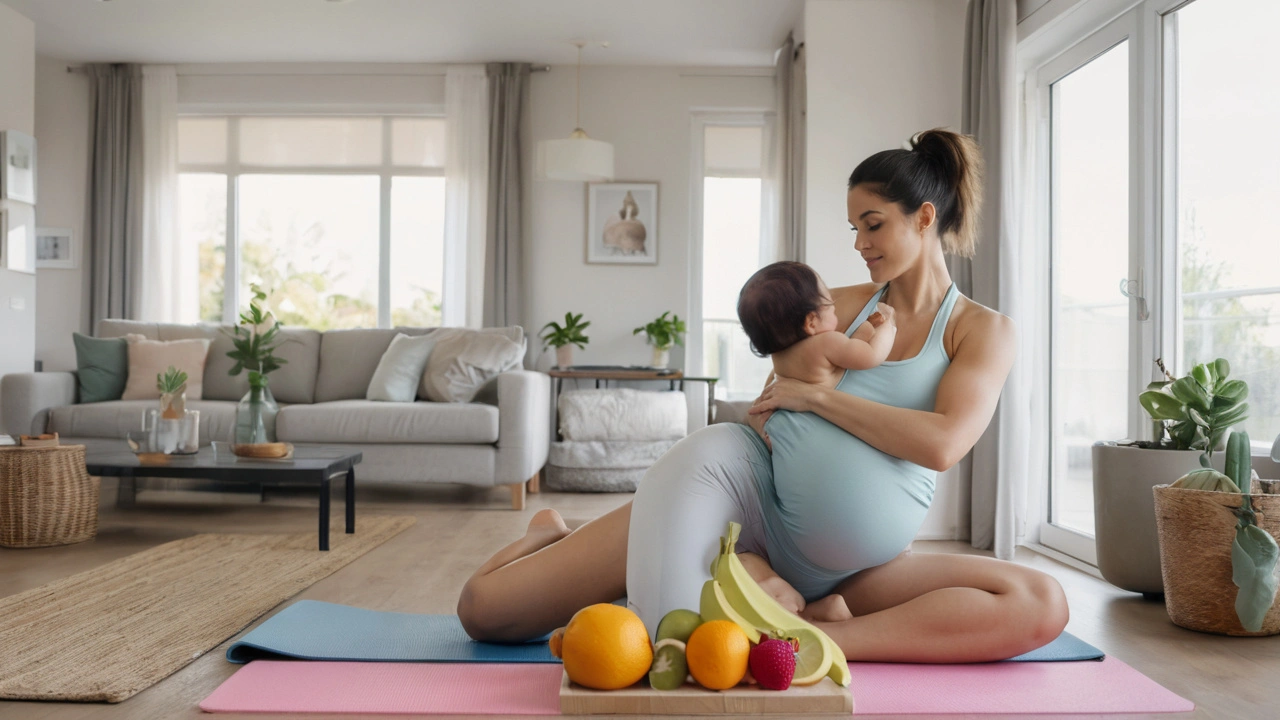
[473,509,572,577]
[800,593,854,623]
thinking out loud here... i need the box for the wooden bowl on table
[231,442,292,459]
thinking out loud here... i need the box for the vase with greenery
[1094,357,1251,596]
[541,312,590,369]
[225,286,288,444]
[157,365,188,420]
[633,311,686,368]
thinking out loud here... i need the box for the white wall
[803,0,968,540]
[34,56,91,372]
[0,4,37,387]
[804,0,967,290]
[525,66,774,371]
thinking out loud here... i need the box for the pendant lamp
[536,42,614,182]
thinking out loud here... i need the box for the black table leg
[319,474,331,551]
[345,468,355,534]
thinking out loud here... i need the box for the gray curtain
[87,64,144,329]
[483,62,530,329]
[947,0,1023,558]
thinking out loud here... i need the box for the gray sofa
[0,320,550,509]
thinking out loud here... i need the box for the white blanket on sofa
[558,389,687,442]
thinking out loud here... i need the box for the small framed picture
[586,182,658,265]
[36,227,77,269]
[0,131,37,205]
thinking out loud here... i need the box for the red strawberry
[748,638,796,691]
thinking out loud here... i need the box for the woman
[459,129,1068,663]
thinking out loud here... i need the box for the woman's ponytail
[910,129,983,257]
[848,128,985,258]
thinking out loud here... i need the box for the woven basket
[0,445,100,548]
[1153,483,1280,636]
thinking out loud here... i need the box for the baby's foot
[758,575,807,615]
[525,508,571,546]
[800,593,853,623]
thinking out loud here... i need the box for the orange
[685,619,751,690]
[552,604,653,690]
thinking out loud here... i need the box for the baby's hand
[875,302,896,326]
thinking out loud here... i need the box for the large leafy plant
[633,311,687,351]
[224,285,288,390]
[1139,357,1249,465]
[540,312,590,350]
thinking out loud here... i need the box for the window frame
[687,111,773,413]
[177,114,446,328]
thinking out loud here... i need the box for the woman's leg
[458,503,631,643]
[812,550,1069,663]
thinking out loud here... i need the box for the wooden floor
[0,478,1275,719]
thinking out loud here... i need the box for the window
[694,121,773,402]
[1026,0,1280,563]
[177,116,446,330]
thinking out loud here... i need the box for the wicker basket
[0,445,100,548]
[1153,483,1280,636]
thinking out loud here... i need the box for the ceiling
[0,0,803,66]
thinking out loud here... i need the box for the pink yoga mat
[199,661,562,715]
[849,656,1194,715]
[201,656,1193,715]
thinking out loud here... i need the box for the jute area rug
[0,515,415,703]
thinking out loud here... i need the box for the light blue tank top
[754,282,960,598]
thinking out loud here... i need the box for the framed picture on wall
[586,182,658,265]
[36,227,77,269]
[0,131,37,205]
[0,201,35,274]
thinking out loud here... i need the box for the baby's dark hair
[737,261,826,357]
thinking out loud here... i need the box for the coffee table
[85,446,362,551]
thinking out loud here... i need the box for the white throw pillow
[367,333,437,402]
[120,334,213,400]
[418,328,526,403]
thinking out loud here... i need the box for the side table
[547,367,719,437]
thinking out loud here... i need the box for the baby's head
[737,261,836,357]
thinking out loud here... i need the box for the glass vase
[234,378,278,444]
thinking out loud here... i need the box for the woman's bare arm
[749,310,1016,471]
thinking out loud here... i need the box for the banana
[713,522,851,687]
[698,579,762,643]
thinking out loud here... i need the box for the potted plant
[224,285,288,444]
[157,366,188,420]
[1154,430,1280,635]
[1093,357,1249,597]
[541,312,590,369]
[633,311,686,369]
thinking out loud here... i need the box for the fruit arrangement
[550,522,850,693]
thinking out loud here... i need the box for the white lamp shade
[536,136,614,181]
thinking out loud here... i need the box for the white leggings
[625,423,770,636]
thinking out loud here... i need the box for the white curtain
[443,65,490,328]
[949,0,1029,560]
[761,34,805,265]
[137,65,188,322]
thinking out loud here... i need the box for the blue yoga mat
[227,600,1104,664]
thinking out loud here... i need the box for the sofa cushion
[73,333,128,403]
[367,333,437,402]
[419,329,526,403]
[98,319,322,404]
[275,400,499,444]
[121,335,212,401]
[48,399,237,444]
[314,329,401,403]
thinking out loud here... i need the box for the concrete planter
[1092,442,1207,596]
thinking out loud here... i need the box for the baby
[733,260,897,621]
[737,261,896,388]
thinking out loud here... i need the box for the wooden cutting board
[559,672,854,716]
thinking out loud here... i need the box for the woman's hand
[750,376,825,415]
[745,406,774,452]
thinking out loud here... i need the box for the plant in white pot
[1154,430,1280,634]
[633,311,686,369]
[1093,357,1250,597]
[540,312,590,369]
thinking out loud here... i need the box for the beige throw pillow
[120,334,213,400]
[418,328,526,403]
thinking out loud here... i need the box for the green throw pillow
[73,333,128,403]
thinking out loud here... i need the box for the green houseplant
[1093,357,1251,597]
[633,311,686,368]
[1154,429,1280,634]
[156,365,188,420]
[224,285,289,444]
[541,312,590,369]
